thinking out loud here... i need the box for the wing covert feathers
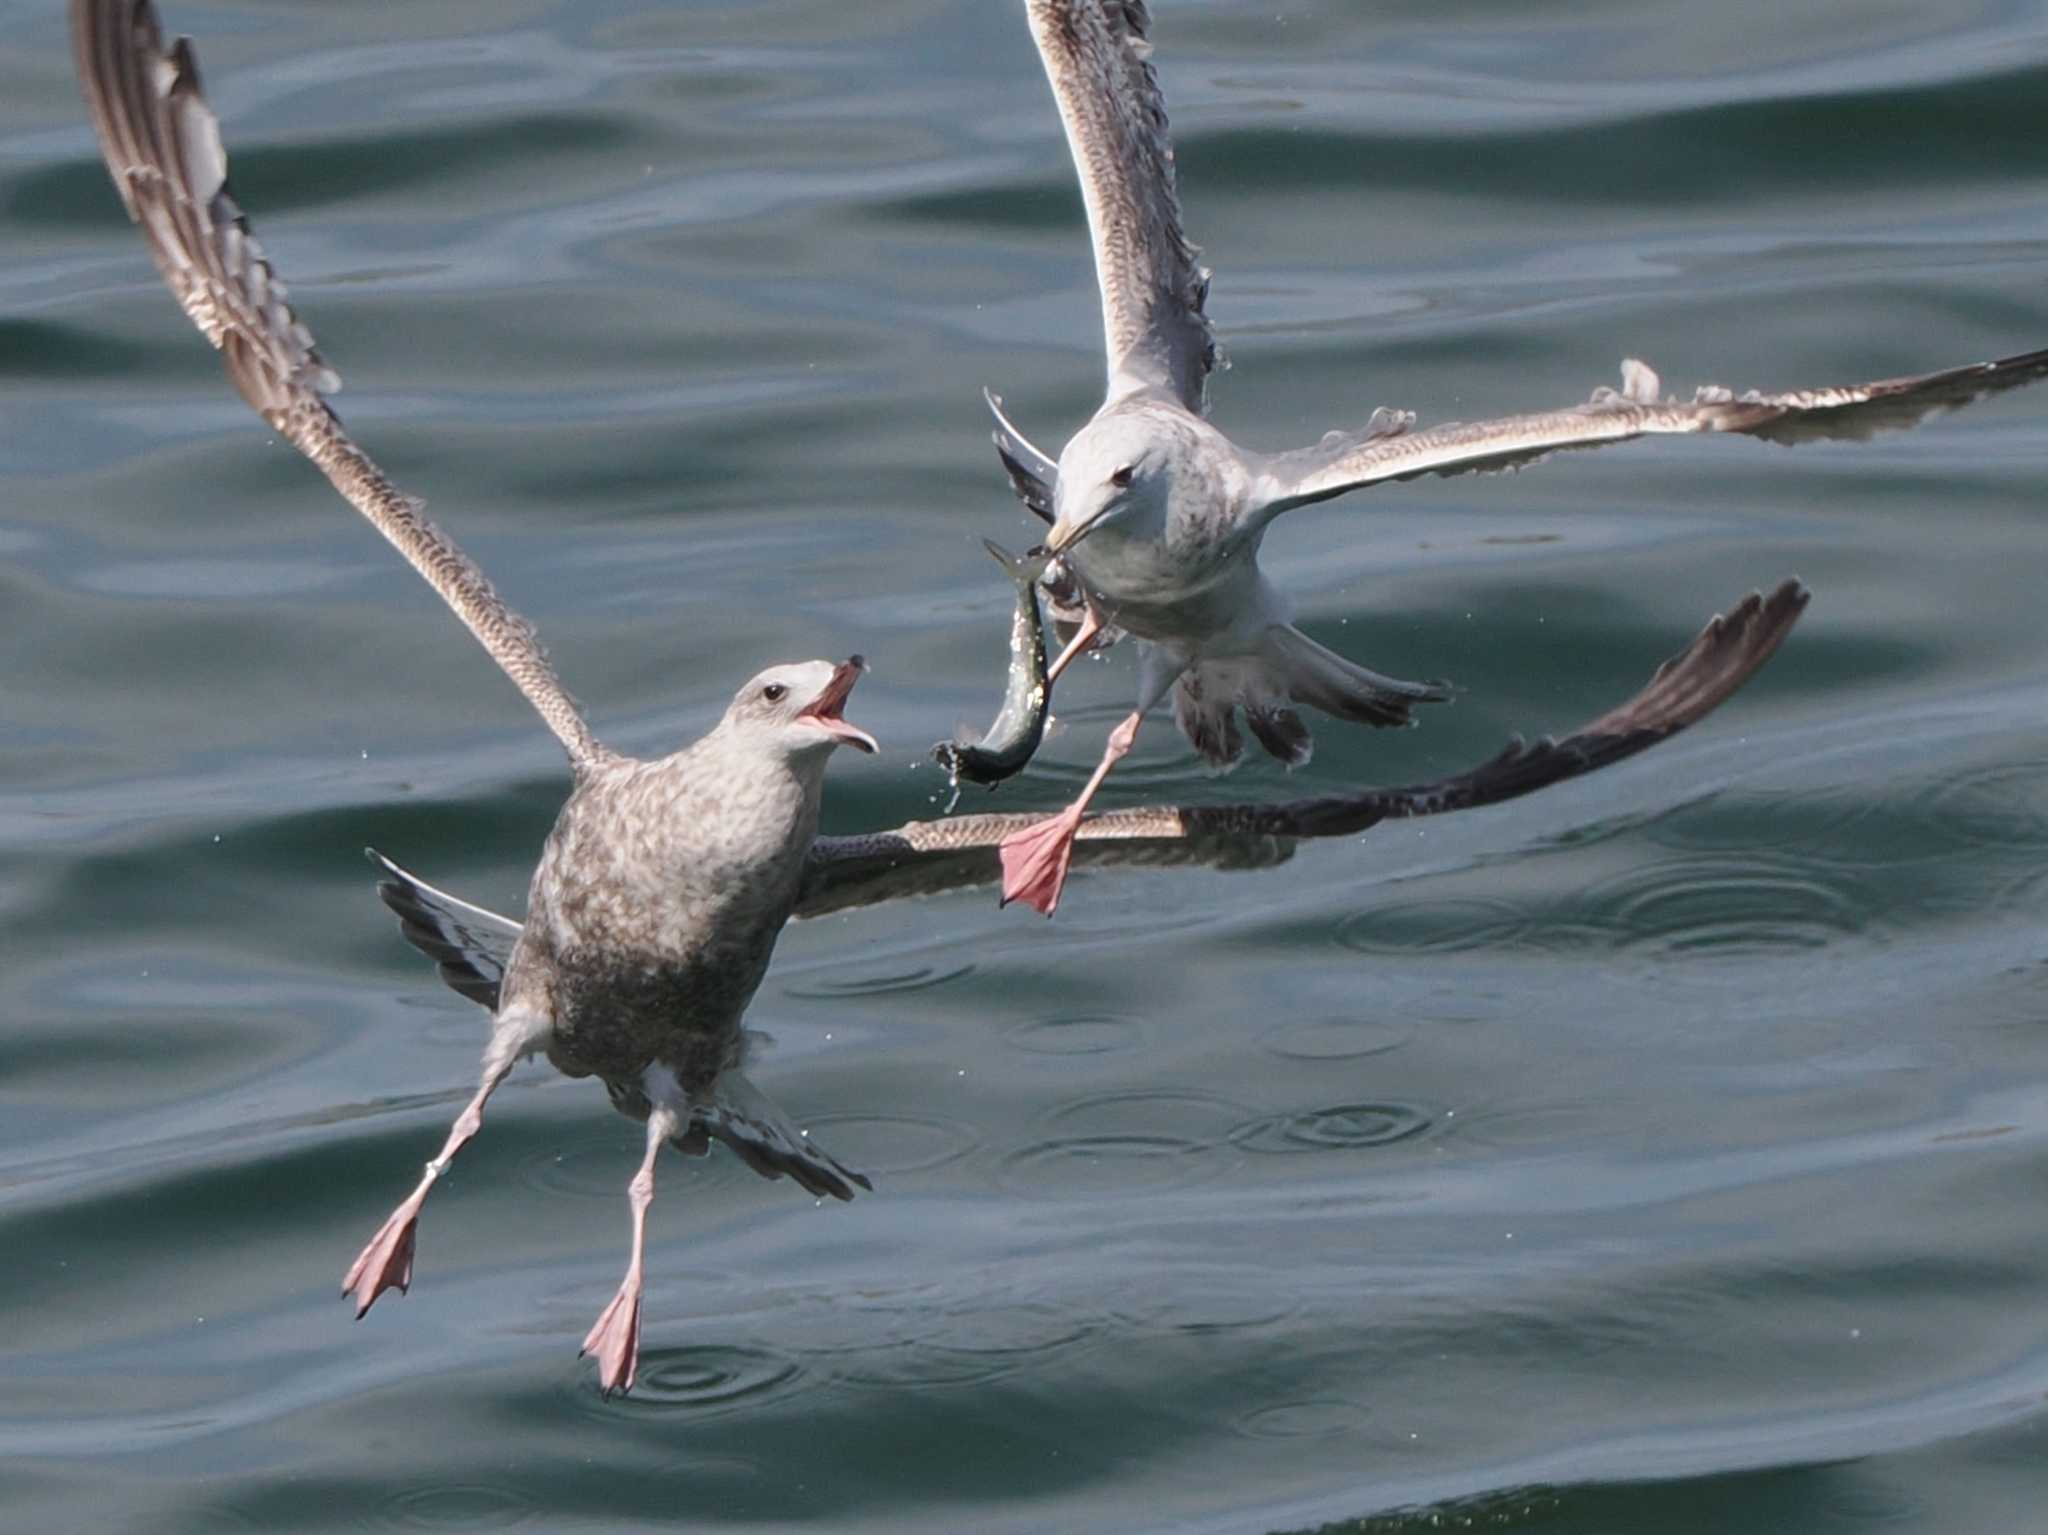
[1026,0,1218,410]
[1262,353,2048,511]
[72,0,604,765]
[795,579,1807,913]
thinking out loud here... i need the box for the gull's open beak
[797,655,878,753]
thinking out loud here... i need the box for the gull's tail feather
[1261,625,1452,730]
[1244,698,1313,767]
[684,1072,871,1202]
[1171,661,1315,769]
[1173,666,1245,768]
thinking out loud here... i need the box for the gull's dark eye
[762,683,788,703]
[1109,464,1135,488]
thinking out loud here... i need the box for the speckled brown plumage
[515,739,821,1088]
[377,575,1810,961]
[70,0,878,1395]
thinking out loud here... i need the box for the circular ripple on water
[1579,853,1885,968]
[997,1089,1251,1197]
[1260,1015,1414,1061]
[829,1298,1103,1390]
[576,1344,805,1420]
[796,1111,982,1175]
[1921,760,2048,852]
[515,1132,631,1199]
[1229,1100,1437,1155]
[1000,1012,1147,1057]
[783,961,975,1000]
[1234,1398,1372,1441]
[769,1284,948,1359]
[376,1484,537,1532]
[1108,1278,1303,1336]
[1644,780,1976,869]
[1334,895,1535,956]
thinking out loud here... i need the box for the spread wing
[72,0,606,765]
[368,849,520,1012]
[1025,0,1218,411]
[1257,353,2048,514]
[370,580,1803,940]
[793,578,1809,915]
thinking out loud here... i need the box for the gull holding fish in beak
[73,0,878,1394]
[985,0,2048,915]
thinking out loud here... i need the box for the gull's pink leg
[343,1018,527,1318]
[1046,606,1108,686]
[581,1104,676,1396]
[999,708,1143,917]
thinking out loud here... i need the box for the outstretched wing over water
[1257,354,2048,514]
[1025,0,1218,411]
[373,581,1803,937]
[72,0,606,765]
[793,579,1809,915]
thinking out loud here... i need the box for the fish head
[725,656,878,759]
[1046,413,1171,556]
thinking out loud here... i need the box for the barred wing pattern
[1026,0,1218,411]
[795,578,1808,914]
[374,580,1805,951]
[72,0,605,765]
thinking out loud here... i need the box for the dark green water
[7,1,2048,1530]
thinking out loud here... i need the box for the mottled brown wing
[794,579,1808,915]
[1259,353,2048,513]
[71,0,605,764]
[1025,0,1217,411]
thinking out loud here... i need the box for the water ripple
[1333,895,1535,956]
[1001,1012,1147,1057]
[1922,759,2048,852]
[575,1344,804,1418]
[998,1089,1252,1197]
[829,1299,1102,1390]
[376,1483,538,1532]
[1109,1279,1303,1337]
[782,961,975,999]
[1582,854,1887,966]
[1229,1101,1438,1155]
[794,1111,981,1175]
[1260,1015,1414,1062]
[1234,1397,1373,1442]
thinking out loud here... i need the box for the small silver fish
[932,540,1053,788]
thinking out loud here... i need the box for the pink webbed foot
[999,809,1083,916]
[342,1188,425,1319]
[581,1275,645,1396]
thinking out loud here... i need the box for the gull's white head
[720,656,878,761]
[1046,414,1171,555]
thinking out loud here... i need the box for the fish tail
[981,537,1052,587]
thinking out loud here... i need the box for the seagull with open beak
[69,0,889,1394]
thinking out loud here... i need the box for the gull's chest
[523,845,802,1084]
[1071,506,1265,643]
[513,759,813,1039]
